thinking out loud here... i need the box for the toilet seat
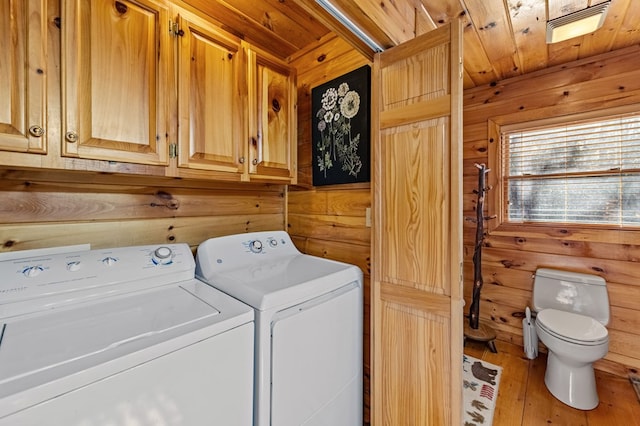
[536,309,608,346]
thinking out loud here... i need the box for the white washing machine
[0,243,254,425]
[195,231,363,426]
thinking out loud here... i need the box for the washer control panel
[241,234,292,256]
[196,231,300,277]
[0,244,194,304]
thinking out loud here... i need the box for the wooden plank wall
[463,44,640,377]
[287,34,372,421]
[0,168,285,253]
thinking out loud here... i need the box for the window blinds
[503,113,640,225]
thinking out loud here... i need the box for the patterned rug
[463,355,502,426]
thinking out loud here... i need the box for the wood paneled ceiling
[182,0,640,89]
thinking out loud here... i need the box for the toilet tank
[532,268,610,326]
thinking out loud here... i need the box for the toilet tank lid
[535,268,606,286]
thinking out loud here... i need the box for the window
[500,110,640,226]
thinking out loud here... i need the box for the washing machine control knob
[23,265,44,277]
[249,240,263,253]
[102,256,118,266]
[152,246,173,265]
[67,261,82,272]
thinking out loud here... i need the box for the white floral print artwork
[315,82,362,178]
[312,66,370,185]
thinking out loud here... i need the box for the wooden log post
[464,163,497,352]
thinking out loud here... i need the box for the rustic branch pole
[469,163,490,330]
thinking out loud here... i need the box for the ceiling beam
[293,0,381,61]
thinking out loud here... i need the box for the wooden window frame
[486,104,640,243]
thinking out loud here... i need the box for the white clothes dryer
[195,231,363,426]
[0,243,254,425]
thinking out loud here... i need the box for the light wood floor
[464,339,640,426]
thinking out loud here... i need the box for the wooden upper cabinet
[247,47,297,183]
[0,0,297,182]
[0,0,47,154]
[62,0,170,165]
[176,11,246,176]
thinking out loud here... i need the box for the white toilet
[532,268,610,410]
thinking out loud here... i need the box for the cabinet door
[0,0,47,154]
[176,13,246,175]
[247,48,297,183]
[62,0,170,165]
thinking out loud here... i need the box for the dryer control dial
[249,240,263,254]
[152,246,173,265]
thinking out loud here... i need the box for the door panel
[372,21,463,425]
[271,285,362,425]
[248,49,297,182]
[62,0,169,165]
[177,13,245,174]
[0,0,47,154]
[380,119,447,291]
[380,303,450,425]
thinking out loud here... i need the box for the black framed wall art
[311,65,371,186]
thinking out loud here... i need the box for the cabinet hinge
[169,143,178,158]
[169,19,184,37]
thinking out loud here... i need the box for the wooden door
[247,47,297,184]
[0,0,47,154]
[62,0,170,165]
[176,12,246,176]
[371,20,463,425]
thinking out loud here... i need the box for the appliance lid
[198,254,362,311]
[535,268,606,286]
[0,281,247,399]
[536,309,608,344]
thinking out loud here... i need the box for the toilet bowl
[535,309,609,410]
[532,268,610,410]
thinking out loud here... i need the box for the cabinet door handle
[239,156,245,164]
[252,159,258,165]
[29,125,45,137]
[65,131,78,143]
